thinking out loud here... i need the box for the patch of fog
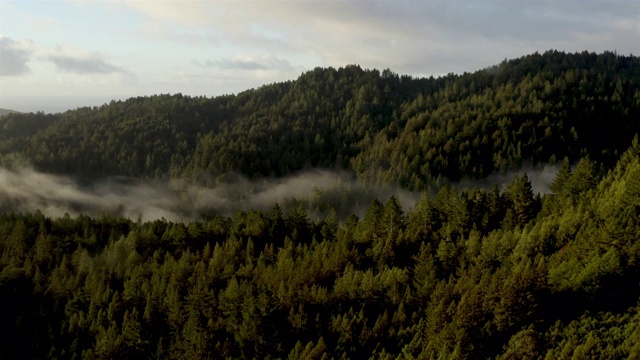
[0,164,560,222]
[177,169,421,220]
[0,166,188,221]
[455,164,561,195]
[0,166,419,222]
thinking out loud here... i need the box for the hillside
[0,108,20,117]
[1,50,640,359]
[0,50,638,189]
[1,137,639,359]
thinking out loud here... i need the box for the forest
[0,50,639,359]
[1,50,639,188]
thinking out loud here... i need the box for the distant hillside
[0,50,638,189]
[0,108,20,117]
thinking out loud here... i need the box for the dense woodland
[1,140,639,359]
[1,51,640,359]
[1,51,639,188]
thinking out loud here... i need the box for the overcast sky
[1,0,638,113]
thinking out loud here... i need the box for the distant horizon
[0,59,517,113]
[3,49,637,114]
[2,60,500,113]
[2,59,506,113]
[2,0,638,113]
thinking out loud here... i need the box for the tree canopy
[1,51,638,189]
[1,50,640,359]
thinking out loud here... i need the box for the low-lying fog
[0,165,560,222]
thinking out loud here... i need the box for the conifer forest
[0,51,639,359]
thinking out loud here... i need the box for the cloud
[4,0,639,112]
[201,54,296,72]
[125,1,213,27]
[0,37,34,76]
[212,58,267,71]
[138,19,220,45]
[43,45,129,76]
[47,53,124,75]
[123,1,640,76]
[168,169,422,220]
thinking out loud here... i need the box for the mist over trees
[1,139,639,359]
[1,50,639,359]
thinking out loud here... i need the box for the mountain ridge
[0,108,20,117]
[0,50,638,189]
[1,50,640,359]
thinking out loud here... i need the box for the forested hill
[1,134,639,359]
[1,50,639,188]
[1,50,640,359]
[0,109,20,117]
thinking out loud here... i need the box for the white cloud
[202,54,296,72]
[124,0,214,26]
[138,20,220,45]
[45,45,126,75]
[119,1,640,77]
[0,36,35,76]
[48,54,122,75]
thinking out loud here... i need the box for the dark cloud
[0,37,34,76]
[47,54,124,75]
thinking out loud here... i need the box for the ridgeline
[1,50,638,188]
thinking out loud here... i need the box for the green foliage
[1,52,640,359]
[1,51,639,189]
[2,141,640,359]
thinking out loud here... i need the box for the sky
[1,0,639,113]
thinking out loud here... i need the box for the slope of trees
[1,51,639,188]
[1,139,639,359]
[1,50,640,359]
